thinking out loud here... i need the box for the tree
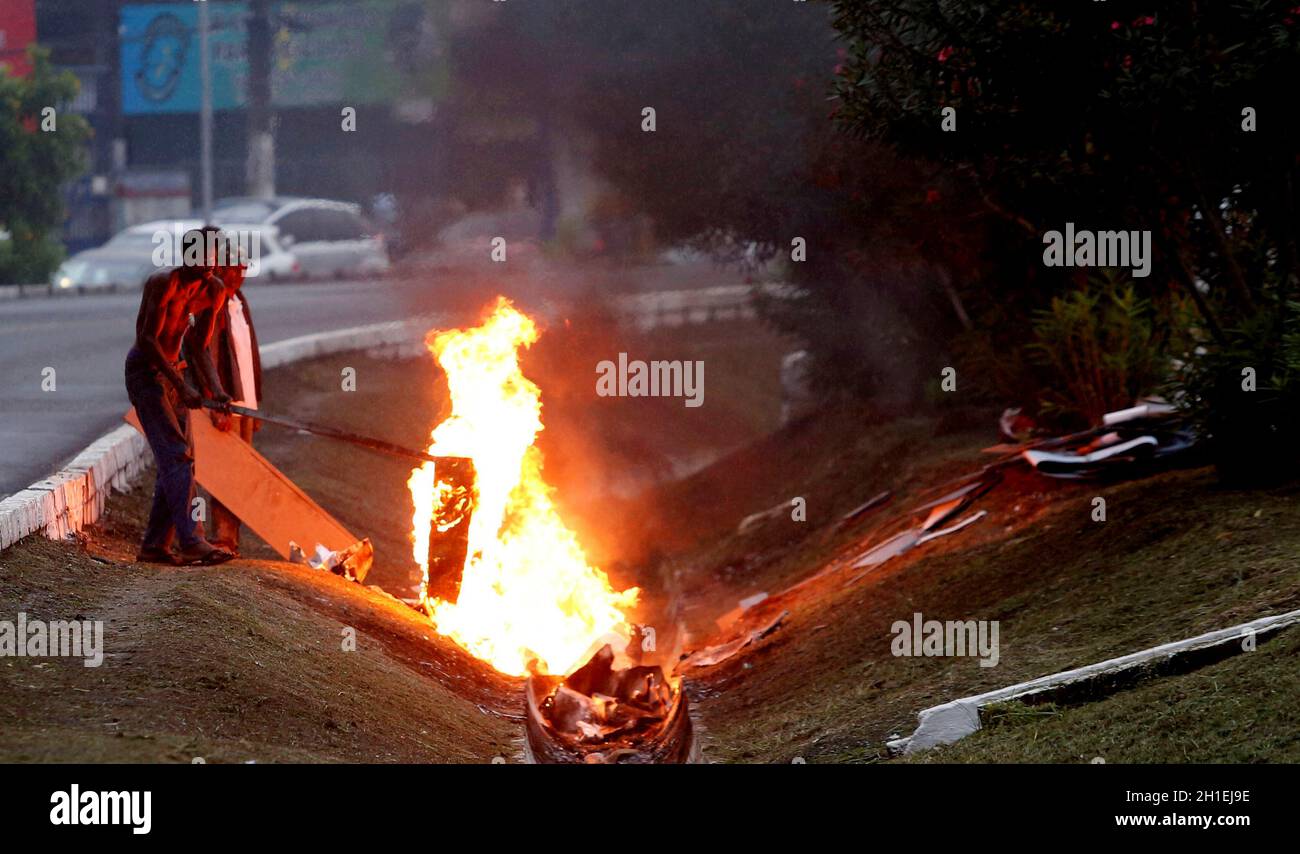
[0,46,91,284]
[829,1,1300,471]
[830,1,1300,331]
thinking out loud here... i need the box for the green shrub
[0,231,65,284]
[1027,271,1181,427]
[0,47,90,284]
[1171,294,1300,485]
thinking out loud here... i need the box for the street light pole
[246,0,275,198]
[198,0,214,222]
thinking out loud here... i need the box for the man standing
[125,227,234,566]
[192,246,262,557]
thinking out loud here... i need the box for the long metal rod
[203,401,470,470]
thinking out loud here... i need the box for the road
[0,278,438,498]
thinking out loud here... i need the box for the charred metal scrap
[525,644,695,764]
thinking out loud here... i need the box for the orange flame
[408,298,638,676]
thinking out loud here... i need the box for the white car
[93,219,300,283]
[50,251,154,292]
[210,197,390,279]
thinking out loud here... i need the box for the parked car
[224,222,299,281]
[52,220,299,291]
[210,197,390,279]
[50,250,155,292]
[131,218,300,282]
[52,223,166,291]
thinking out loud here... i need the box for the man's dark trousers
[125,347,202,550]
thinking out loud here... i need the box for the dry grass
[0,534,520,763]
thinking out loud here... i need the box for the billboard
[0,0,37,78]
[120,1,445,115]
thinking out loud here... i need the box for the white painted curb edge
[891,607,1300,755]
[0,315,438,552]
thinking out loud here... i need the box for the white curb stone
[891,607,1300,755]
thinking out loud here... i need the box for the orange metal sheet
[125,408,357,559]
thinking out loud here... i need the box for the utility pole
[103,0,127,235]
[246,0,275,198]
[198,0,214,221]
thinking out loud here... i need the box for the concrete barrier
[0,315,438,552]
[615,283,794,331]
[0,283,54,300]
[889,607,1300,755]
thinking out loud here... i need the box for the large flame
[408,298,638,677]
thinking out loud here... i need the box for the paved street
[0,278,437,498]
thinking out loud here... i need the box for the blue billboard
[120,1,447,116]
[120,3,247,115]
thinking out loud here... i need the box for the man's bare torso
[135,270,198,362]
[134,269,226,362]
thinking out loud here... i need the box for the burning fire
[408,298,639,677]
